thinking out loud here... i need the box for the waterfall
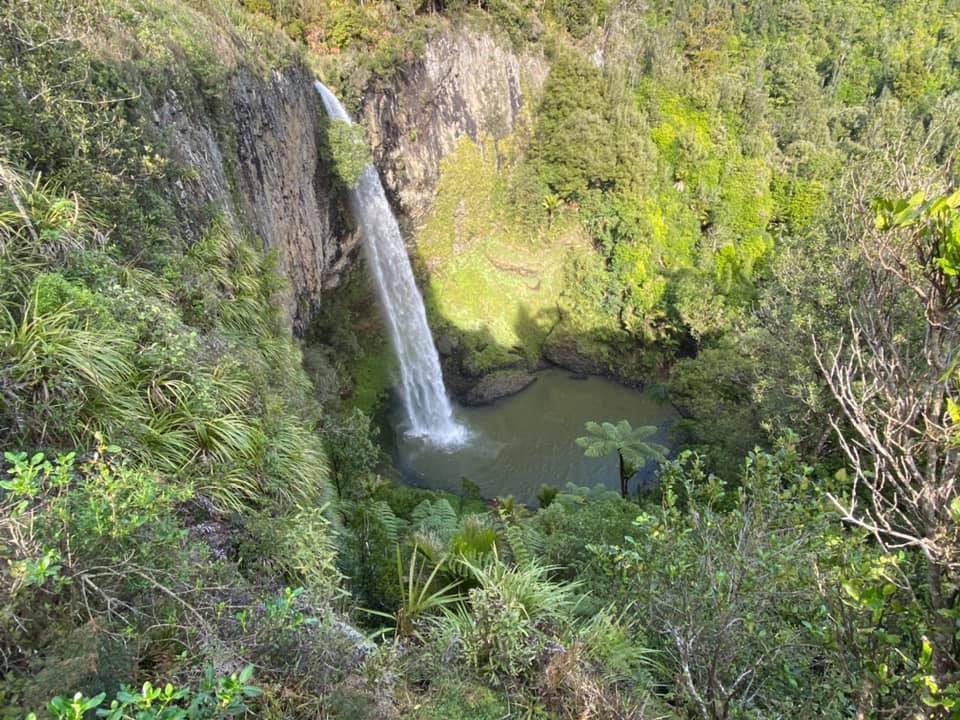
[314,82,466,446]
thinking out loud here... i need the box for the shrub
[243,508,344,603]
[321,408,381,499]
[29,665,261,720]
[321,119,372,189]
[439,557,579,686]
[589,443,918,717]
[1,446,199,689]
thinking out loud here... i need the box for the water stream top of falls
[314,82,466,447]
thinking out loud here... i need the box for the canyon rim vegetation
[1,0,960,718]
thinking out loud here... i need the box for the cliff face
[153,28,545,334]
[157,64,354,333]
[231,67,356,330]
[361,29,548,220]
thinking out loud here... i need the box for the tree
[320,408,381,499]
[590,443,910,719]
[816,189,960,704]
[576,419,667,498]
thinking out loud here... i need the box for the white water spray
[314,82,466,446]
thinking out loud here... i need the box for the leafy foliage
[32,666,261,720]
[439,555,580,686]
[576,419,667,497]
[4,0,960,717]
[320,118,372,189]
[590,441,922,717]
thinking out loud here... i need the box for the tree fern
[369,500,404,545]
[409,529,447,563]
[576,419,668,497]
[410,498,459,545]
[501,521,546,568]
[451,514,498,557]
[447,513,498,580]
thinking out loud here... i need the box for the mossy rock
[462,369,537,405]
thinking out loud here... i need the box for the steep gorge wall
[155,28,545,336]
[361,29,549,221]
[352,30,552,401]
[157,63,354,333]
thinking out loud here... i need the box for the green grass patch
[418,136,586,367]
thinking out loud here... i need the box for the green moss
[418,136,578,368]
[349,341,395,415]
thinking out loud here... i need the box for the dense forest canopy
[1,0,959,718]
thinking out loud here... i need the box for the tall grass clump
[1,162,333,513]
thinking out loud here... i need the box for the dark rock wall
[154,28,546,339]
[157,63,355,334]
[361,29,548,221]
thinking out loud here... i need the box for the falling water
[314,82,466,446]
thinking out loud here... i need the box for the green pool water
[389,368,679,505]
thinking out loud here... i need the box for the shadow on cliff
[406,240,661,405]
[309,109,662,408]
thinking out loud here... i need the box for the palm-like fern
[445,513,498,580]
[410,498,459,544]
[365,545,462,640]
[576,420,667,498]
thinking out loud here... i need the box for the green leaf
[950,496,960,523]
[875,207,890,230]
[947,398,960,424]
[82,693,106,712]
[583,443,609,458]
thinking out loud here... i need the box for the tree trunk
[618,451,628,498]
[929,560,958,691]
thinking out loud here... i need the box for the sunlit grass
[418,136,587,364]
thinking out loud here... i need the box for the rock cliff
[361,29,548,220]
[157,64,354,334]
[154,28,546,339]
